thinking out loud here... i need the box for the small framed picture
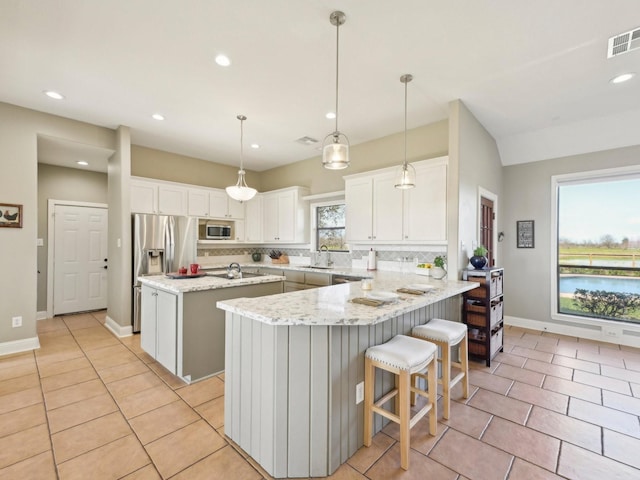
[517,220,534,248]
[0,203,23,228]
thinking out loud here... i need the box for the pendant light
[322,11,349,170]
[394,74,416,189]
[226,115,257,202]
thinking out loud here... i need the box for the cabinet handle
[368,236,372,239]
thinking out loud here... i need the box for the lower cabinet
[140,281,283,382]
[141,285,178,374]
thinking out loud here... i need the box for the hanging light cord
[238,114,246,174]
[334,17,340,137]
[403,76,408,169]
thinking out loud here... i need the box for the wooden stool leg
[364,358,374,447]
[460,334,470,399]
[398,370,410,470]
[427,359,437,436]
[441,342,451,420]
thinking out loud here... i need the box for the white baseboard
[104,315,133,338]
[505,315,640,349]
[36,311,48,321]
[0,336,40,356]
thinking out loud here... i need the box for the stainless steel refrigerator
[132,214,197,332]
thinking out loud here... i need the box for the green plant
[573,289,640,319]
[473,245,488,257]
[434,255,446,268]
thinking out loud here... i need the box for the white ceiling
[2,1,640,172]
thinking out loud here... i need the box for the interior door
[53,204,108,315]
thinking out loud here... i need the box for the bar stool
[412,319,469,419]
[364,334,437,470]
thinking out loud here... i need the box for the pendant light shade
[395,74,416,189]
[226,115,257,202]
[322,11,350,170]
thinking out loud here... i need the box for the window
[315,203,347,251]
[553,168,640,325]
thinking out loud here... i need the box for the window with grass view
[316,204,347,251]
[557,174,640,324]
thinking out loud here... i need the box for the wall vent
[295,136,319,145]
[608,27,640,58]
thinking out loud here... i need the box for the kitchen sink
[207,272,265,279]
[303,265,333,270]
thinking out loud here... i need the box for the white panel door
[345,177,373,242]
[209,189,229,218]
[53,205,108,315]
[372,173,404,242]
[156,289,178,374]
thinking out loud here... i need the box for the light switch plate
[356,382,364,404]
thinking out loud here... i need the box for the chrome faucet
[227,262,242,278]
[318,245,333,267]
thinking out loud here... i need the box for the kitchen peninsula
[217,271,478,478]
[138,272,284,383]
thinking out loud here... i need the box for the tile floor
[1,312,640,479]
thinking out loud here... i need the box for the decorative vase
[251,252,262,262]
[431,267,447,279]
[469,255,487,269]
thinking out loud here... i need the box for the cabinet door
[131,180,157,214]
[263,193,280,241]
[244,195,263,242]
[234,220,245,242]
[276,190,296,242]
[208,189,228,218]
[187,188,210,217]
[345,177,373,242]
[140,285,157,357]
[156,289,178,374]
[372,173,403,242]
[227,198,245,219]
[404,163,447,241]
[158,184,187,215]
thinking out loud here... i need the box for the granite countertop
[199,261,370,277]
[138,271,284,294]
[216,271,479,326]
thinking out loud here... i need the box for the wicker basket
[271,254,290,264]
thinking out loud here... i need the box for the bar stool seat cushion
[413,319,466,345]
[365,335,436,371]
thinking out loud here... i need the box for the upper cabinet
[344,157,447,244]
[187,188,210,217]
[244,194,263,243]
[131,178,187,216]
[262,187,309,243]
[208,189,244,220]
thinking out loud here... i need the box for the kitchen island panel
[224,294,462,478]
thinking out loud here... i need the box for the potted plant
[470,245,488,269]
[431,255,447,279]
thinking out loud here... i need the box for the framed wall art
[0,203,23,228]
[516,220,534,248]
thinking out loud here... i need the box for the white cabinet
[244,195,263,243]
[187,188,210,217]
[262,187,309,243]
[209,189,245,219]
[403,161,447,241]
[131,179,158,214]
[345,171,403,242]
[344,157,447,244]
[140,285,178,374]
[158,184,188,216]
[130,178,187,216]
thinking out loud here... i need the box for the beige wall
[0,102,115,348]
[502,144,640,327]
[259,120,449,194]
[132,145,261,191]
[36,163,108,312]
[449,100,503,275]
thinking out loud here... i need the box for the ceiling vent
[295,136,319,145]
[608,27,640,58]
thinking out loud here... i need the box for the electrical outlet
[12,316,22,328]
[356,381,364,404]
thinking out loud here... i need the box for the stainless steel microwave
[206,224,232,240]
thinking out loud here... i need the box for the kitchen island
[217,272,478,478]
[138,272,283,383]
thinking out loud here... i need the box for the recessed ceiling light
[326,112,336,119]
[611,73,635,84]
[250,143,260,149]
[44,90,64,100]
[215,54,231,67]
[76,161,89,166]
[152,113,165,121]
